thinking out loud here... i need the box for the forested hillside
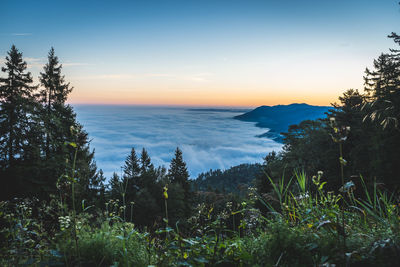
[234,103,330,141]
[193,163,261,194]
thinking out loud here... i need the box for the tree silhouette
[0,45,36,166]
[39,47,72,157]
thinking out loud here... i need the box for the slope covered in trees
[193,163,262,194]
[234,103,330,141]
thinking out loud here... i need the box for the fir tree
[122,147,140,218]
[97,169,106,189]
[37,48,98,201]
[108,172,121,200]
[361,34,400,186]
[139,148,152,174]
[0,45,37,198]
[364,35,400,130]
[167,147,192,225]
[0,45,36,166]
[96,169,107,208]
[123,147,140,185]
[168,147,190,186]
[39,47,72,157]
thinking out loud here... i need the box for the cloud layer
[74,105,282,179]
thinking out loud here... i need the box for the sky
[1,0,400,106]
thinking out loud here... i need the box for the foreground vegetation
[1,170,399,266]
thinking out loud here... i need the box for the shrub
[58,222,149,266]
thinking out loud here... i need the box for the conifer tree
[0,45,38,198]
[122,147,140,218]
[124,147,140,182]
[39,47,72,157]
[94,169,106,207]
[361,34,400,186]
[364,34,400,130]
[139,148,153,174]
[168,147,190,187]
[108,172,121,200]
[167,147,192,224]
[0,45,36,166]
[37,48,98,201]
[129,149,163,227]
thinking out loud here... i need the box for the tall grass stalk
[330,118,349,262]
[338,141,346,262]
[119,167,129,222]
[356,176,398,229]
[265,171,292,214]
[163,185,169,231]
[68,142,80,266]
[295,170,307,194]
[130,202,134,223]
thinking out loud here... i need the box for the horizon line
[68,102,333,108]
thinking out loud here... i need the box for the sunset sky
[1,0,400,106]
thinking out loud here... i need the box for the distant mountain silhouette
[187,108,252,113]
[234,103,331,142]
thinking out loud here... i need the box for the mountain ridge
[234,103,331,142]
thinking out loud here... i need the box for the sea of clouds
[74,105,282,179]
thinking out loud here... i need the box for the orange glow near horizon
[67,88,340,107]
[66,77,352,107]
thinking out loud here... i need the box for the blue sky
[1,0,400,106]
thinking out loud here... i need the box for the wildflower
[220,210,229,220]
[59,216,72,230]
[296,192,310,201]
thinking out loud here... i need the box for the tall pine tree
[0,45,37,198]
[108,172,122,201]
[39,47,72,158]
[167,147,192,226]
[168,147,190,187]
[140,148,153,175]
[124,148,140,180]
[0,45,36,166]
[122,147,140,220]
[36,48,99,201]
[362,34,400,187]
